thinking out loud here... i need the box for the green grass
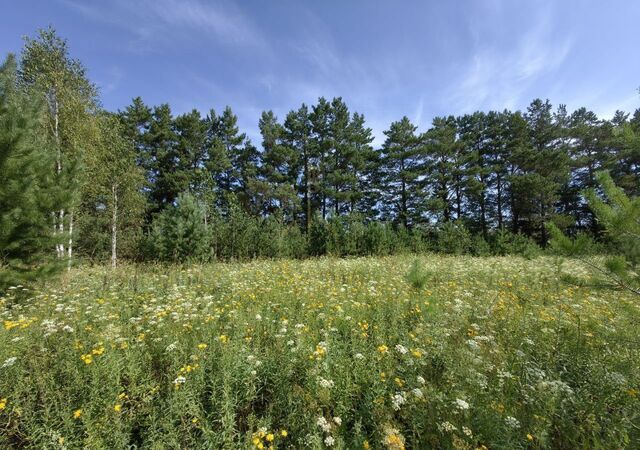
[0,255,638,449]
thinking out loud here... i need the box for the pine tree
[259,110,300,220]
[0,55,62,291]
[378,117,423,227]
[549,171,639,296]
[424,116,459,222]
[283,104,313,229]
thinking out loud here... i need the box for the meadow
[0,255,638,449]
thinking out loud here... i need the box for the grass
[0,255,639,449]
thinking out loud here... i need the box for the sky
[2,0,640,146]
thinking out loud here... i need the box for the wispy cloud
[60,0,266,50]
[450,2,572,113]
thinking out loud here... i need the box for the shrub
[148,193,210,263]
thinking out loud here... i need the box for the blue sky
[2,0,639,146]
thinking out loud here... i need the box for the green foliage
[548,171,639,294]
[492,228,542,258]
[435,221,472,255]
[148,193,210,263]
[405,258,429,289]
[0,54,62,292]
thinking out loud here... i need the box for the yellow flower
[280,429,288,437]
[411,350,422,358]
[73,409,82,419]
[266,433,274,442]
[527,434,534,441]
[114,403,122,412]
[363,440,370,449]
[219,335,229,344]
[377,344,388,354]
[0,398,7,410]
[197,343,207,350]
[81,354,93,365]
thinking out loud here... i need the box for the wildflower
[505,416,520,428]
[114,403,122,412]
[411,350,422,358]
[280,429,287,437]
[417,376,426,385]
[439,421,457,432]
[527,434,534,441]
[383,425,406,450]
[197,343,207,350]
[165,342,177,352]
[80,354,93,365]
[462,426,473,437]
[219,335,229,344]
[173,376,186,386]
[395,344,408,355]
[73,409,82,419]
[0,398,7,410]
[411,388,424,399]
[377,344,388,354]
[324,436,335,446]
[1,357,17,368]
[318,377,335,389]
[266,433,274,442]
[333,416,342,426]
[455,398,470,410]
[391,392,406,410]
[317,416,332,432]
[363,440,370,449]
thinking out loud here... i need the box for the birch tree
[19,27,98,267]
[79,114,145,267]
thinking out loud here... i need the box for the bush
[436,221,472,255]
[491,228,541,258]
[148,193,210,263]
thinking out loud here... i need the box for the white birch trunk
[111,184,118,269]
[67,212,73,271]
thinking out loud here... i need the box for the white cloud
[450,3,572,113]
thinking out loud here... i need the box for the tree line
[2,28,640,286]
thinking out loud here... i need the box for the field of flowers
[0,255,639,449]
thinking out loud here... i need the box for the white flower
[2,357,17,368]
[462,426,473,437]
[173,376,186,385]
[417,375,426,385]
[316,416,332,432]
[391,392,407,410]
[165,342,177,352]
[454,398,470,410]
[318,377,335,389]
[255,314,262,321]
[333,416,342,426]
[505,416,520,428]
[324,436,335,446]
[412,388,424,399]
[439,421,457,432]
[395,344,408,355]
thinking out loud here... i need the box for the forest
[2,27,640,286]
